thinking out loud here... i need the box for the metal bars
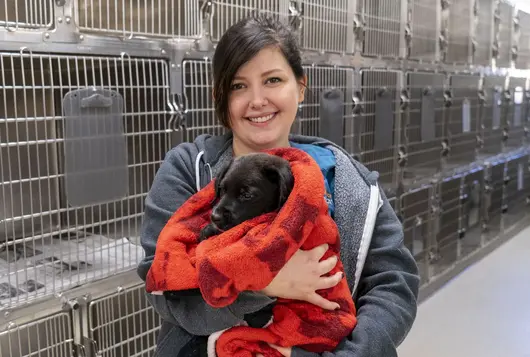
[0,0,53,30]
[0,311,73,357]
[404,72,446,179]
[446,74,481,165]
[496,1,515,67]
[356,69,403,185]
[298,65,353,139]
[75,0,201,39]
[359,0,405,58]
[408,0,440,62]
[210,0,289,43]
[445,0,474,64]
[86,284,161,357]
[181,59,227,143]
[480,74,506,155]
[0,52,171,309]
[299,0,353,54]
[515,10,530,70]
[474,0,496,66]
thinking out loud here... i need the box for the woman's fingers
[316,254,338,275]
[316,271,343,291]
[305,292,340,311]
[309,243,329,261]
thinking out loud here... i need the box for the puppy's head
[210,153,294,231]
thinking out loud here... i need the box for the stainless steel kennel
[1,1,529,356]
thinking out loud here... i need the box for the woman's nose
[249,88,268,109]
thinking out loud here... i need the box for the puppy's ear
[214,159,232,202]
[263,163,294,209]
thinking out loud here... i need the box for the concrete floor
[398,225,530,357]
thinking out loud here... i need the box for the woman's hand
[256,344,292,357]
[260,244,342,310]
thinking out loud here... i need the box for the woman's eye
[230,83,244,90]
[266,77,281,84]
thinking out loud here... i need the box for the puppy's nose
[211,210,222,224]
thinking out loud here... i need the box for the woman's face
[226,46,306,156]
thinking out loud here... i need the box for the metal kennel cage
[297,65,354,139]
[354,68,405,187]
[0,51,172,309]
[209,0,290,43]
[74,0,202,40]
[0,310,74,357]
[181,58,227,143]
[403,71,446,181]
[1,1,529,356]
[407,0,441,62]
[445,73,481,166]
[0,0,54,30]
[443,0,475,65]
[357,0,407,58]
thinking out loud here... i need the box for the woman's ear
[298,75,308,103]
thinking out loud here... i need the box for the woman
[137,15,420,357]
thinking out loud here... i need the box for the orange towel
[145,147,357,357]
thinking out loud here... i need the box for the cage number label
[462,98,471,133]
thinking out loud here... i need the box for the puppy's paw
[199,224,219,242]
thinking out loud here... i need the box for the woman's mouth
[246,112,277,124]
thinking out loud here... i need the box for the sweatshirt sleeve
[292,191,420,357]
[136,144,275,336]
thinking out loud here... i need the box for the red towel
[145,147,357,357]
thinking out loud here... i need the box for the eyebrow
[233,68,284,81]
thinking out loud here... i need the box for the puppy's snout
[211,209,223,225]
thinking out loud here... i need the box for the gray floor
[398,225,530,357]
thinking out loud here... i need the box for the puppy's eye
[240,191,253,201]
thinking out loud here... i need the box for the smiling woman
[211,16,307,157]
[138,14,419,357]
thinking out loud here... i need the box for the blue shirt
[290,142,336,218]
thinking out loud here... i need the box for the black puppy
[176,154,294,357]
[199,152,294,241]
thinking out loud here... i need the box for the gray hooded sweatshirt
[137,132,420,357]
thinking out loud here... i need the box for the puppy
[199,153,295,241]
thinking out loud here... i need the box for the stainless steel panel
[502,150,529,228]
[299,0,353,54]
[299,65,354,140]
[401,185,432,286]
[75,0,201,39]
[459,166,485,257]
[434,174,463,275]
[496,1,515,68]
[408,0,440,62]
[210,0,290,42]
[480,75,506,155]
[0,53,172,309]
[446,74,480,165]
[87,284,161,357]
[404,72,446,180]
[359,0,404,58]
[474,0,496,66]
[445,0,474,64]
[0,0,53,30]
[0,311,73,357]
[356,69,402,185]
[182,59,227,143]
[504,76,528,149]
[515,10,530,70]
[483,156,505,242]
